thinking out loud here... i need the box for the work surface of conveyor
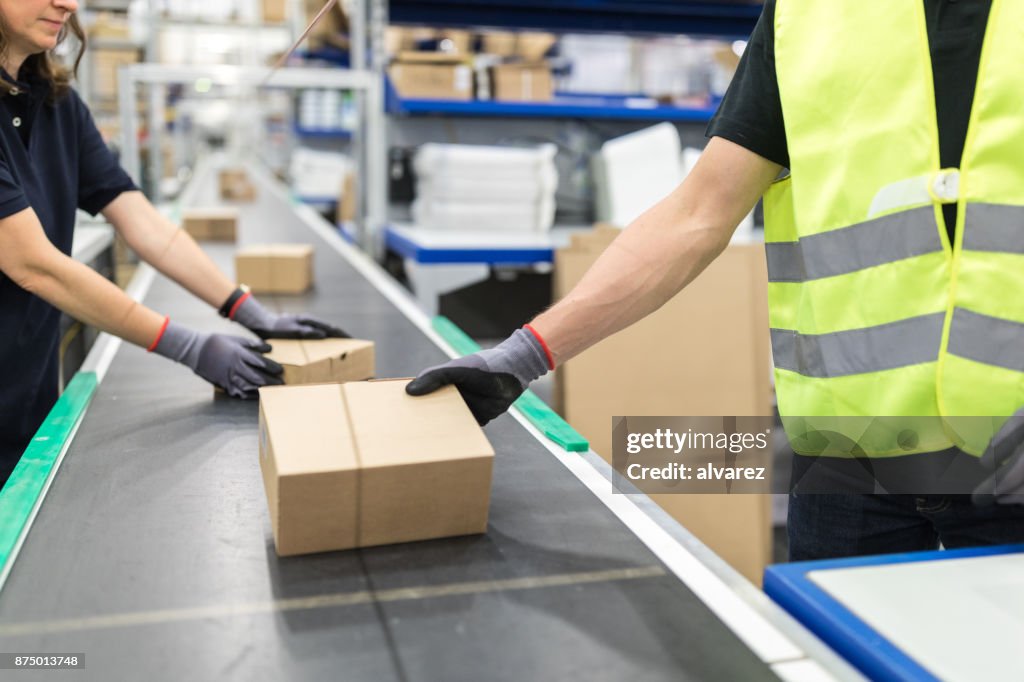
[0,161,858,681]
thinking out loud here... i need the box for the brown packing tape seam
[337,383,363,547]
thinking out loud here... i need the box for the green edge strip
[0,371,98,573]
[431,316,589,452]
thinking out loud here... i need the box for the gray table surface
[0,167,779,682]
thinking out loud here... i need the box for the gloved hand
[232,294,349,340]
[972,408,1024,506]
[405,326,552,425]
[152,320,284,399]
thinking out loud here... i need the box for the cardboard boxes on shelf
[490,62,553,102]
[264,338,375,386]
[181,208,237,242]
[235,244,314,294]
[553,226,774,584]
[389,52,473,100]
[92,48,139,100]
[258,380,495,556]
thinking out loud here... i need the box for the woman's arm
[0,205,283,397]
[101,191,235,308]
[0,206,164,347]
[101,190,350,340]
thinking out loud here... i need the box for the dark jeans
[787,493,1024,561]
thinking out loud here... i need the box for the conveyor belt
[0,161,823,681]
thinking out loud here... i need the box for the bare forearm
[531,136,782,364]
[23,254,164,348]
[532,191,728,363]
[104,192,234,308]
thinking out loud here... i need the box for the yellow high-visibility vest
[764,0,1024,456]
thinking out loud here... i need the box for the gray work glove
[153,320,284,399]
[405,327,550,425]
[232,294,349,340]
[972,407,1024,506]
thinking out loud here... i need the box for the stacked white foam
[412,143,558,232]
[289,148,350,201]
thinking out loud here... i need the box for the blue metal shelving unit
[388,91,718,121]
[293,125,353,139]
[389,0,762,38]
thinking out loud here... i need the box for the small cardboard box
[491,63,553,102]
[219,169,256,201]
[262,0,287,23]
[258,380,495,556]
[264,338,375,385]
[235,244,314,294]
[389,52,473,100]
[182,207,237,242]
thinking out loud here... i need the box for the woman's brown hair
[0,12,86,101]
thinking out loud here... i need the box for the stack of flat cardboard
[259,380,495,556]
[235,244,314,294]
[554,226,774,583]
[265,338,375,386]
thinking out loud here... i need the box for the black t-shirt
[0,68,136,482]
[708,0,993,239]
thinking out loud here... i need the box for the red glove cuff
[147,316,170,352]
[523,324,555,371]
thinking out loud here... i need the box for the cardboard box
[491,63,553,102]
[264,338,375,385]
[263,0,287,23]
[481,32,518,57]
[553,227,774,584]
[389,53,473,100]
[181,207,237,242]
[235,244,314,294]
[218,169,255,201]
[93,48,139,99]
[258,380,494,556]
[335,171,356,225]
[516,33,557,61]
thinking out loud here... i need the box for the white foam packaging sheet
[413,142,559,231]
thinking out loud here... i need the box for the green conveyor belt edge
[0,371,98,580]
[430,316,589,452]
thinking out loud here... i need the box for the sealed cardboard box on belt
[219,169,257,202]
[182,207,238,242]
[264,338,375,385]
[258,380,495,556]
[235,244,314,294]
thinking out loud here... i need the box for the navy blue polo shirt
[0,66,136,484]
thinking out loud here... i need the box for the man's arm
[102,191,235,308]
[531,136,781,363]
[407,137,782,424]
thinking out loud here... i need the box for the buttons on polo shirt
[9,87,19,96]
[12,117,21,127]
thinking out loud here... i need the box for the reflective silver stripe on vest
[771,313,945,378]
[962,203,1024,253]
[948,308,1024,371]
[767,206,942,282]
